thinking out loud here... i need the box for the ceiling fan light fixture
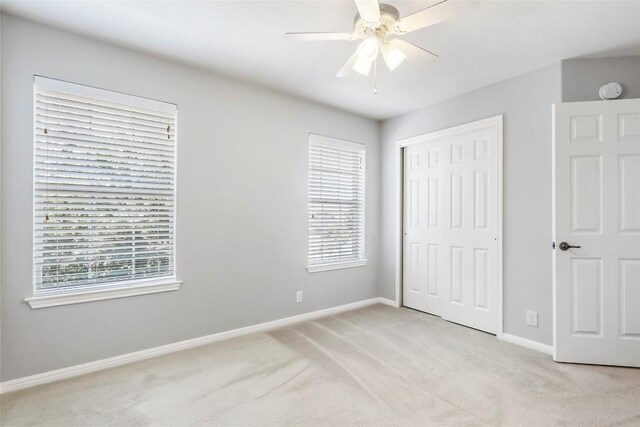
[356,36,380,62]
[380,40,406,71]
[351,36,379,75]
[352,55,374,76]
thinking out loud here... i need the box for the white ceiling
[3,0,640,120]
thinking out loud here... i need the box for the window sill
[25,279,182,309]
[307,259,368,273]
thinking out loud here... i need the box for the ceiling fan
[285,0,456,79]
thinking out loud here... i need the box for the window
[307,134,366,272]
[28,77,178,307]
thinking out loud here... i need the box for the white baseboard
[1,297,393,394]
[501,333,553,355]
[377,297,400,308]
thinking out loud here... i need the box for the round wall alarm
[599,82,622,100]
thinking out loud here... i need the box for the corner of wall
[376,119,385,299]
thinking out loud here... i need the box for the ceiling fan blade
[284,32,356,41]
[390,39,438,62]
[396,0,456,34]
[354,0,381,25]
[336,51,361,78]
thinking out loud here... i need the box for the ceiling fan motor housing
[354,3,400,38]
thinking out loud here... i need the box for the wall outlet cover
[296,291,303,303]
[526,310,538,327]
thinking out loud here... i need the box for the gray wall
[0,15,381,382]
[3,12,639,382]
[379,64,562,346]
[562,56,640,102]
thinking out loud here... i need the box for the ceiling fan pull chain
[373,58,378,95]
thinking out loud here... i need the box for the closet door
[402,117,501,335]
[440,127,499,334]
[403,141,444,316]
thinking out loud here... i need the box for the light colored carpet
[2,304,640,426]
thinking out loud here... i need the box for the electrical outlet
[526,310,538,327]
[296,291,303,303]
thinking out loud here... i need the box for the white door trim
[394,115,504,337]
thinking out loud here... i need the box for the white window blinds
[33,77,177,294]
[308,134,365,268]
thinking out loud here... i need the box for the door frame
[394,115,504,338]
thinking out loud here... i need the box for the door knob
[559,242,581,251]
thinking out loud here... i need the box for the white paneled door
[554,99,640,367]
[403,117,501,334]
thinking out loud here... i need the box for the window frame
[306,133,367,273]
[26,76,181,308]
